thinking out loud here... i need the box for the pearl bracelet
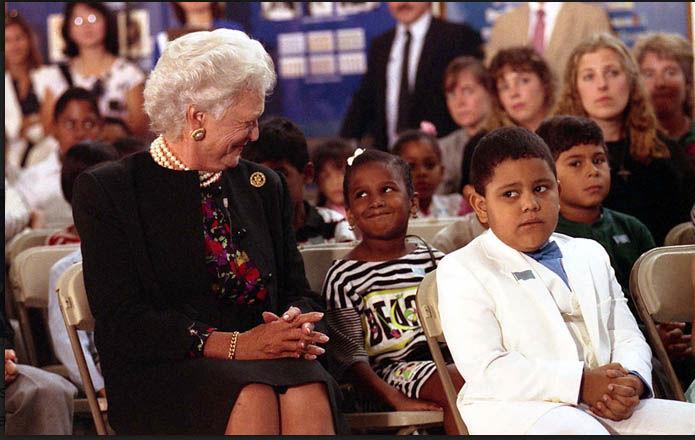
[227,331,240,360]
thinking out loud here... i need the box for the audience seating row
[5,220,693,434]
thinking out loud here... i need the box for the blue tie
[524,241,570,289]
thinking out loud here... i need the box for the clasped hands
[5,349,18,384]
[236,306,329,361]
[580,362,644,421]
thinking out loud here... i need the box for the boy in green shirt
[538,116,693,386]
[536,115,655,300]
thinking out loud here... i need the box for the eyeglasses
[58,118,100,130]
[73,14,99,26]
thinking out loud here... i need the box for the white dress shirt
[386,12,432,149]
[527,2,563,49]
[522,252,599,369]
[14,148,73,228]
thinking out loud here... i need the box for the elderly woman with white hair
[72,29,347,435]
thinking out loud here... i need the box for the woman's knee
[235,383,277,405]
[283,381,329,402]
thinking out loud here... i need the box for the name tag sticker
[512,270,535,282]
[612,234,630,244]
[412,267,425,276]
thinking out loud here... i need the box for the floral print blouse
[187,183,268,357]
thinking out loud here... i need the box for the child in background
[537,116,694,388]
[312,139,355,218]
[393,130,463,218]
[243,118,354,244]
[437,127,695,435]
[536,116,655,298]
[322,148,463,434]
[47,140,120,397]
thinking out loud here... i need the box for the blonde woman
[556,33,691,245]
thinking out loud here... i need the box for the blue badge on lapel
[612,234,630,244]
[512,270,535,282]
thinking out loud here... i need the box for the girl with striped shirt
[322,149,464,434]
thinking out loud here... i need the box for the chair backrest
[56,262,94,331]
[10,244,80,308]
[56,262,108,435]
[407,217,460,244]
[415,271,468,435]
[299,242,356,292]
[630,245,694,323]
[5,228,59,264]
[664,222,695,246]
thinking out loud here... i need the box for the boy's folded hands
[581,363,643,421]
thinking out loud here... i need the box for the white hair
[144,29,276,139]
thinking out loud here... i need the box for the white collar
[396,11,432,40]
[528,2,563,16]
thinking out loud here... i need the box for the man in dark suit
[340,2,483,151]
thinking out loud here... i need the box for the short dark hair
[535,115,606,160]
[61,140,119,204]
[312,138,355,178]
[243,117,308,172]
[343,149,414,208]
[62,2,119,58]
[112,136,146,158]
[444,56,494,95]
[170,2,225,25]
[459,130,488,191]
[470,127,556,195]
[391,130,442,162]
[53,87,101,121]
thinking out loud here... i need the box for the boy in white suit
[437,127,695,435]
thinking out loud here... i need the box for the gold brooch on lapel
[250,171,266,188]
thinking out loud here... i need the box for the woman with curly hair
[556,32,692,245]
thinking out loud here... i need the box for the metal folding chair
[629,245,694,401]
[56,262,110,435]
[416,270,468,434]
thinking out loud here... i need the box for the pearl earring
[191,128,206,141]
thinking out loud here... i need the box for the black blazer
[72,152,322,417]
[340,17,483,151]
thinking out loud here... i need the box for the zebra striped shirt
[322,244,442,377]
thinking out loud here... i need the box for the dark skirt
[105,357,349,434]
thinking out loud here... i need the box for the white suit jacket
[437,229,652,435]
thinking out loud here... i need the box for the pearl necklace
[149,135,222,188]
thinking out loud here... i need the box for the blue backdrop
[6,2,691,139]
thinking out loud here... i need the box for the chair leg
[16,304,38,366]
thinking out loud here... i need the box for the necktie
[532,8,545,55]
[396,29,412,133]
[524,240,570,289]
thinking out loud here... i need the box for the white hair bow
[346,148,365,166]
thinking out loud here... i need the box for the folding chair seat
[629,244,694,401]
[5,228,60,320]
[415,270,469,434]
[664,222,695,246]
[56,262,110,435]
[8,244,80,366]
[299,242,356,292]
[407,217,461,244]
[5,228,60,264]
